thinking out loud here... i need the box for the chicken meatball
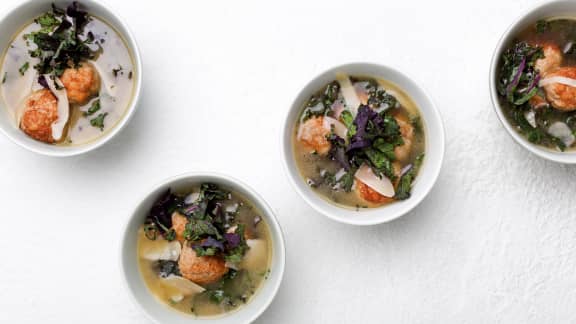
[60,62,100,105]
[178,244,228,285]
[535,44,562,75]
[19,89,59,143]
[171,212,188,242]
[297,116,331,155]
[542,67,576,111]
[355,163,401,204]
[393,113,414,162]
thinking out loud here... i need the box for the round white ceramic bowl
[490,0,576,164]
[282,63,445,226]
[0,0,142,157]
[120,172,286,324]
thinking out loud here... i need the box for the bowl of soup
[0,0,142,156]
[490,0,576,163]
[282,63,445,225]
[121,172,286,323]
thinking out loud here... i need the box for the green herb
[224,224,249,263]
[164,229,176,241]
[395,154,424,200]
[35,12,60,31]
[89,112,108,131]
[83,99,101,116]
[209,290,225,304]
[184,219,221,241]
[24,3,95,77]
[112,66,123,77]
[19,62,29,75]
[2,72,6,84]
[536,19,550,34]
[144,223,158,240]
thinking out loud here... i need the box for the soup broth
[137,183,272,317]
[0,2,135,145]
[498,18,576,151]
[292,75,426,209]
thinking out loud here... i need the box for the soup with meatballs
[293,74,425,209]
[0,2,135,145]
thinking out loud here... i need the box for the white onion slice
[89,59,116,96]
[241,239,267,272]
[548,121,575,147]
[140,240,182,261]
[564,41,574,54]
[44,75,70,141]
[335,168,347,181]
[354,164,395,197]
[331,99,345,119]
[161,274,205,296]
[322,116,347,139]
[539,76,576,88]
[524,110,537,128]
[337,74,361,116]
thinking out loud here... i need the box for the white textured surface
[1,0,576,323]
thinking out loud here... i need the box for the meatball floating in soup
[293,74,426,209]
[138,183,272,317]
[0,2,135,145]
[497,18,576,151]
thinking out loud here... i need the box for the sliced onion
[322,116,347,139]
[44,75,70,141]
[331,99,345,119]
[161,274,205,296]
[353,82,370,104]
[140,240,182,261]
[89,59,116,96]
[241,239,267,272]
[399,164,412,177]
[354,164,395,197]
[524,110,537,128]
[548,121,575,147]
[184,192,200,204]
[539,76,576,88]
[564,41,574,54]
[334,168,347,181]
[336,74,361,116]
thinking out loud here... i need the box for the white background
[1,0,576,323]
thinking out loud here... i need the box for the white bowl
[281,63,445,226]
[490,0,576,164]
[120,172,286,324]
[0,0,142,157]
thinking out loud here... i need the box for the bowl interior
[121,173,285,324]
[0,0,142,156]
[490,0,576,163]
[282,63,445,225]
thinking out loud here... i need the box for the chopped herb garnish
[83,99,101,116]
[112,65,123,77]
[24,2,95,78]
[2,72,6,84]
[90,112,108,131]
[19,62,29,75]
[128,71,133,80]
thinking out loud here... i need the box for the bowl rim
[489,0,576,164]
[119,171,286,324]
[280,62,445,226]
[0,0,143,157]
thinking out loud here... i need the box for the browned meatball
[178,244,228,285]
[542,67,576,111]
[297,116,331,155]
[355,163,401,204]
[393,113,414,162]
[20,89,59,143]
[535,44,562,75]
[171,212,188,242]
[60,62,100,105]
